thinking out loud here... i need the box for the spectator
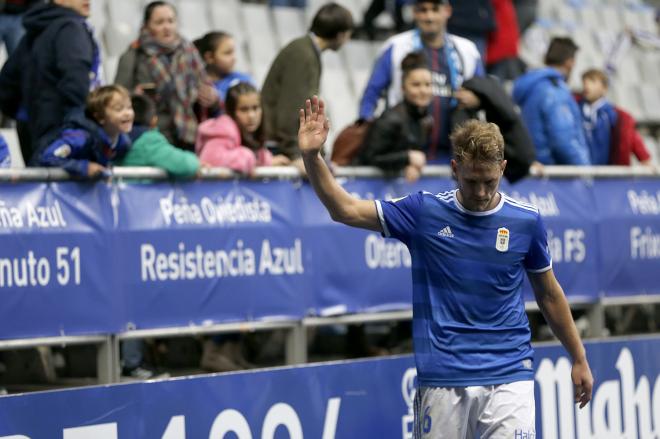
[0,0,101,163]
[196,82,290,174]
[38,85,133,178]
[447,0,495,59]
[357,52,432,182]
[0,0,40,55]
[0,133,11,168]
[359,0,483,164]
[119,94,201,178]
[261,2,353,170]
[452,76,539,182]
[115,1,219,151]
[512,37,590,165]
[577,69,652,166]
[486,0,523,81]
[360,0,412,41]
[193,31,255,103]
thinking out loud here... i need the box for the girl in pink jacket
[195,82,290,173]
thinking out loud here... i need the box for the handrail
[0,165,658,182]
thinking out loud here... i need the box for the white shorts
[413,380,536,439]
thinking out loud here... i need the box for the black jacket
[453,76,536,183]
[447,0,496,40]
[357,101,432,173]
[0,3,95,160]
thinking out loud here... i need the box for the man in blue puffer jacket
[513,37,590,165]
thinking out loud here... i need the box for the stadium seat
[106,0,142,38]
[600,6,624,34]
[624,7,658,34]
[88,0,107,35]
[612,84,645,121]
[272,6,306,48]
[103,22,135,58]
[537,0,558,21]
[555,3,580,28]
[638,85,660,123]
[242,4,280,87]
[578,7,601,31]
[639,136,659,166]
[103,55,120,84]
[0,128,24,168]
[638,53,660,83]
[210,0,245,47]
[176,0,212,42]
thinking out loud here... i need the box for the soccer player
[298,96,593,438]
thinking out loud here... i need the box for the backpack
[330,121,371,166]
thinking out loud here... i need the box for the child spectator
[193,31,255,102]
[119,95,201,178]
[0,134,11,168]
[39,85,133,177]
[578,69,652,166]
[195,82,290,174]
[357,52,433,182]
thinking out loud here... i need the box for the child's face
[582,77,607,103]
[100,93,134,137]
[208,37,236,75]
[234,92,262,134]
[402,68,433,108]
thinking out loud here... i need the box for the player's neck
[456,191,502,213]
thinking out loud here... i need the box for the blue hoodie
[39,112,131,177]
[512,67,590,165]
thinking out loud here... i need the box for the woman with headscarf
[115,1,219,150]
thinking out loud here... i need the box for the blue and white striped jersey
[376,189,552,387]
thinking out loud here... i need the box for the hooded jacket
[512,67,590,165]
[121,126,200,178]
[38,112,131,177]
[195,115,272,174]
[0,3,97,159]
[453,76,535,183]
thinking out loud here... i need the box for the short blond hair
[582,68,609,88]
[450,120,504,164]
[85,85,130,122]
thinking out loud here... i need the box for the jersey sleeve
[375,191,424,244]
[524,213,552,273]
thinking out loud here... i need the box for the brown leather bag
[330,121,372,166]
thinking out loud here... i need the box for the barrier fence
[0,335,658,439]
[0,166,659,381]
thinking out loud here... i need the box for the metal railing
[0,164,659,182]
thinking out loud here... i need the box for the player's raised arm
[298,96,382,232]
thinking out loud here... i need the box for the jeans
[0,13,25,55]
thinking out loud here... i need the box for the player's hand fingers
[305,99,312,121]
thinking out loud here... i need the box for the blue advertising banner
[0,177,659,337]
[0,336,658,438]
[0,182,121,338]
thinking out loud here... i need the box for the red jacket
[609,108,651,165]
[486,0,519,65]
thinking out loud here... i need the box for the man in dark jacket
[0,0,99,163]
[453,76,538,183]
[261,2,353,169]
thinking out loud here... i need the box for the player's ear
[501,159,507,174]
[450,159,458,180]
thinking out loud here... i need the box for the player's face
[413,3,451,36]
[452,159,506,212]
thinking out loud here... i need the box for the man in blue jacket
[512,37,590,165]
[359,0,484,164]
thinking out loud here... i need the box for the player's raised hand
[298,96,329,156]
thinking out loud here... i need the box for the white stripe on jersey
[502,195,539,213]
[375,200,391,237]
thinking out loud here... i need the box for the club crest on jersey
[496,227,509,252]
